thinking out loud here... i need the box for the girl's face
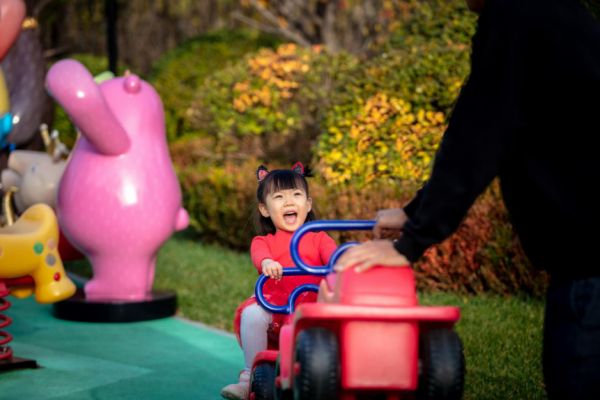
[259,187,312,232]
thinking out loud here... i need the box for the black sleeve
[394,0,525,262]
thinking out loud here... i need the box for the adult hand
[262,260,283,280]
[333,240,410,273]
[373,208,408,239]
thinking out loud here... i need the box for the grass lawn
[65,230,547,399]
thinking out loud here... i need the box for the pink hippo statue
[45,59,189,301]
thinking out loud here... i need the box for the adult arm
[394,0,523,261]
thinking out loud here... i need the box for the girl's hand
[333,240,410,273]
[262,259,283,280]
[373,208,408,239]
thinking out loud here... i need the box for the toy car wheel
[418,329,465,400]
[293,327,339,400]
[275,357,292,400]
[252,363,276,400]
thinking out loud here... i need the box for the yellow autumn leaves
[233,44,310,112]
[317,93,446,187]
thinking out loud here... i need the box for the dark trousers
[543,275,600,399]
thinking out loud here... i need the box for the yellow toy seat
[0,203,76,303]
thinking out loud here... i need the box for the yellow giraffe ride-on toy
[0,187,75,303]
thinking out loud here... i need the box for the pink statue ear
[0,0,25,62]
[291,162,305,176]
[257,165,269,182]
[46,59,130,155]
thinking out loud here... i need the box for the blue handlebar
[255,270,319,314]
[291,220,375,274]
[254,220,376,314]
[327,242,360,270]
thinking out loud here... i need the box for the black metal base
[0,355,38,372]
[52,289,177,323]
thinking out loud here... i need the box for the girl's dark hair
[254,167,316,235]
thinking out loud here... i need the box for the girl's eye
[294,192,303,197]
[273,194,283,199]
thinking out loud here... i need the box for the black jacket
[394,0,600,278]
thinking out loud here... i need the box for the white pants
[240,303,273,370]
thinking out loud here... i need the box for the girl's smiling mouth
[283,210,297,225]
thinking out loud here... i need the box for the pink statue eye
[123,75,141,94]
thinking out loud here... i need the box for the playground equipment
[250,220,465,400]
[0,187,76,371]
[1,125,68,214]
[0,0,25,150]
[1,125,80,260]
[46,60,188,321]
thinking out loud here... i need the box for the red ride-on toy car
[252,220,465,400]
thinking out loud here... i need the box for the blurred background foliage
[36,0,547,296]
[148,29,281,141]
[36,0,238,73]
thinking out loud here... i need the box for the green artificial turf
[0,297,243,400]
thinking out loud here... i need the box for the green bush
[188,43,358,163]
[389,0,477,49]
[364,42,471,115]
[385,0,476,114]
[172,137,259,250]
[315,92,446,188]
[311,40,467,223]
[149,29,281,141]
[314,0,475,189]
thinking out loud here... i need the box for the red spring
[0,281,14,361]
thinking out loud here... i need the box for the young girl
[221,162,337,400]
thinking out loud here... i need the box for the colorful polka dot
[53,272,61,281]
[47,239,57,250]
[33,242,44,254]
[46,254,57,266]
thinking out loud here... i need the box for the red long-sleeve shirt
[251,229,337,305]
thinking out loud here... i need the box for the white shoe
[221,370,250,400]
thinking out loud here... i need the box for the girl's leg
[240,303,273,370]
[221,304,272,399]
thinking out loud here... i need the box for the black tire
[293,327,340,400]
[275,357,292,400]
[252,363,276,400]
[418,329,465,400]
